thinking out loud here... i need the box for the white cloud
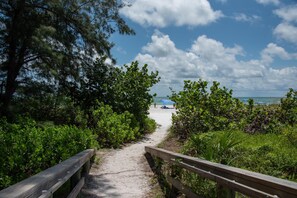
[274,5,297,22]
[120,0,223,27]
[134,31,297,96]
[273,5,297,45]
[273,23,297,45]
[217,0,227,3]
[234,13,260,23]
[261,43,291,64]
[142,31,176,57]
[255,0,280,6]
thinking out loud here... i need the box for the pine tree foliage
[0,0,134,116]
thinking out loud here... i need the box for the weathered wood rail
[0,149,95,198]
[145,146,297,198]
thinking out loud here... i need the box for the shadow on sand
[81,173,121,198]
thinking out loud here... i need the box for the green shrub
[280,88,297,125]
[13,91,88,127]
[171,80,245,138]
[0,118,98,190]
[282,125,297,147]
[244,106,282,134]
[183,131,242,165]
[181,171,217,197]
[143,117,157,134]
[92,103,139,148]
[109,61,160,133]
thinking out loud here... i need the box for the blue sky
[110,0,297,97]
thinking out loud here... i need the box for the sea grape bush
[244,106,282,134]
[172,79,297,135]
[207,82,245,130]
[282,125,297,146]
[92,103,140,148]
[245,88,297,134]
[170,80,245,138]
[0,118,98,190]
[143,116,158,134]
[280,88,297,125]
[110,62,160,133]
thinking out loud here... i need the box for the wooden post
[169,163,180,198]
[70,167,82,197]
[217,184,235,198]
[82,159,91,177]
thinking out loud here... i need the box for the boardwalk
[82,107,175,198]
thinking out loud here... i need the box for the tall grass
[183,129,297,181]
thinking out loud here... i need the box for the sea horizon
[153,96,283,105]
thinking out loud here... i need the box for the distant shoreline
[153,96,283,105]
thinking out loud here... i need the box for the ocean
[153,96,282,105]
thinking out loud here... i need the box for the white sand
[82,106,175,198]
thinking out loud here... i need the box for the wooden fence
[145,146,297,198]
[0,149,95,198]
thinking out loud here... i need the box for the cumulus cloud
[134,31,297,95]
[255,0,280,6]
[120,0,223,27]
[233,13,260,23]
[261,43,291,64]
[274,5,297,22]
[273,6,297,45]
[273,23,297,45]
[142,31,176,57]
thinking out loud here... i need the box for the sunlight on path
[82,106,175,198]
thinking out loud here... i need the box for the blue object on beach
[160,99,175,105]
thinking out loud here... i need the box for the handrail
[0,149,95,198]
[145,146,297,198]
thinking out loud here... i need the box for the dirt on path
[81,107,175,198]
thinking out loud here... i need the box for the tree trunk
[0,2,25,118]
[1,56,22,117]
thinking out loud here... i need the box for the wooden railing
[0,149,95,198]
[145,146,297,198]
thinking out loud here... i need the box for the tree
[71,57,116,112]
[0,0,134,117]
[111,61,160,132]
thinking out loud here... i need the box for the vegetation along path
[82,107,176,198]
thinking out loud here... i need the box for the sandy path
[82,107,175,198]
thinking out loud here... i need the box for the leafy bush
[92,103,140,148]
[10,61,159,134]
[244,106,282,134]
[171,80,297,136]
[13,82,88,127]
[280,88,297,125]
[0,118,98,190]
[143,117,157,134]
[110,61,160,133]
[171,80,245,138]
[243,88,297,134]
[282,125,297,147]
